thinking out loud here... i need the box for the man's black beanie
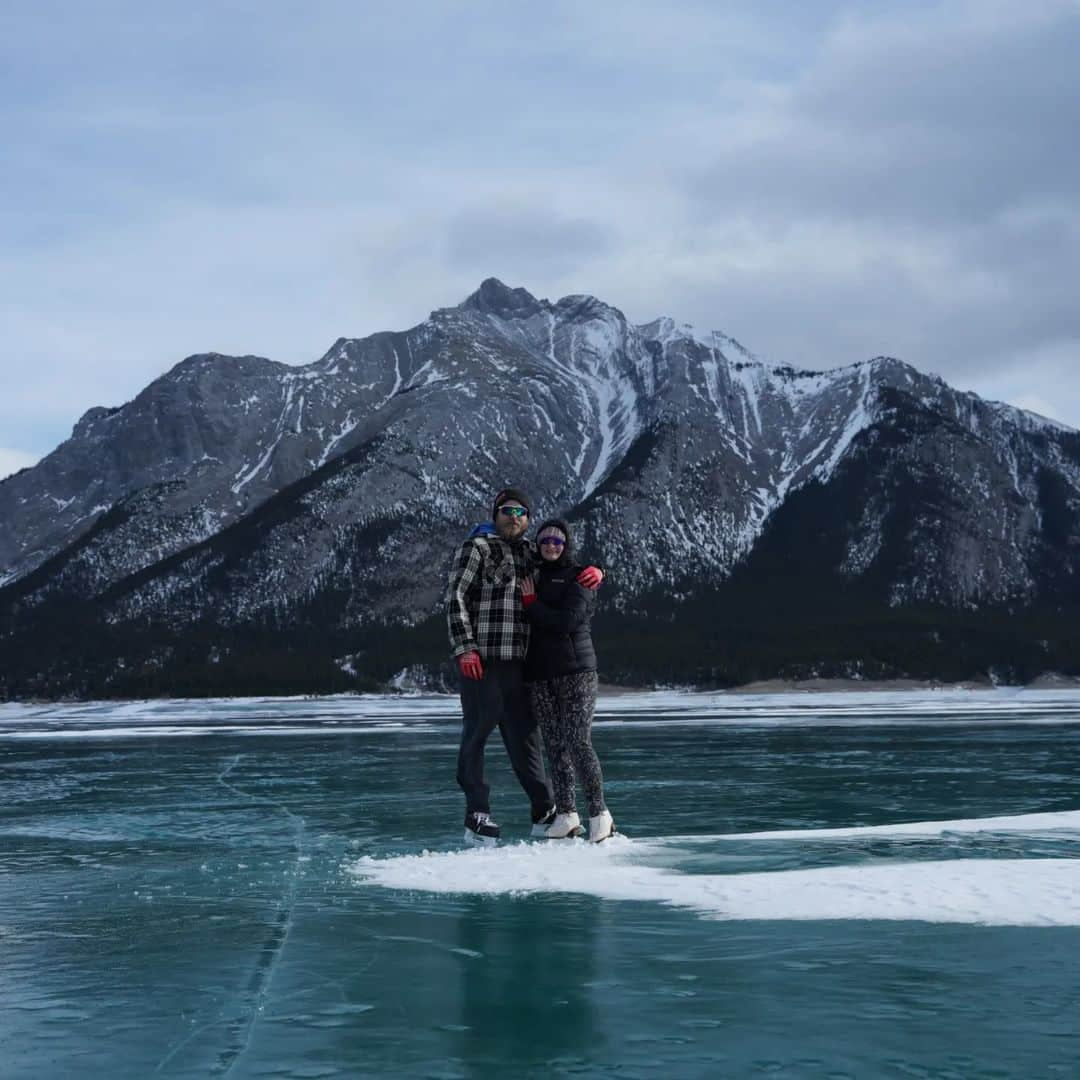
[492,487,532,521]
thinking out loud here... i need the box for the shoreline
[597,674,1080,696]
[4,675,1080,707]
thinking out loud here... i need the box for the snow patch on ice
[665,808,1080,842]
[0,723,442,739]
[350,840,1080,927]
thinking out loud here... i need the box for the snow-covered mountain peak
[457,277,545,318]
[4,276,1079,645]
[71,405,121,440]
[636,315,681,349]
[636,317,759,363]
[315,338,351,369]
[551,291,623,323]
[987,400,1078,435]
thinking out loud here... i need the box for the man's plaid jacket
[446,534,535,660]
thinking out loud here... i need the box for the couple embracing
[446,486,615,847]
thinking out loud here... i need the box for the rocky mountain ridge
[2,278,1078,696]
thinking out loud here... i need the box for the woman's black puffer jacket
[524,518,597,683]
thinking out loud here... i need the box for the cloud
[2,0,1079,464]
[0,447,40,481]
[658,0,1080,417]
[968,338,1080,431]
[686,2,1080,227]
[443,203,615,281]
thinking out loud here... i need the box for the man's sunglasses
[498,505,528,518]
[538,536,565,548]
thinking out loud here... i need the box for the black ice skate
[530,805,558,838]
[464,811,500,847]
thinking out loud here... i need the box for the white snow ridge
[349,810,1080,927]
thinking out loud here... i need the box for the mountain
[2,279,1079,698]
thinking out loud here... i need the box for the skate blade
[538,825,585,841]
[463,829,499,847]
[589,824,619,844]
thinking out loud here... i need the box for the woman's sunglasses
[498,505,528,518]
[538,536,566,548]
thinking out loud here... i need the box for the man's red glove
[577,566,604,589]
[457,651,484,680]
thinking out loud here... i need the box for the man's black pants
[457,658,553,819]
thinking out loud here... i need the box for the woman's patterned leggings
[529,670,606,817]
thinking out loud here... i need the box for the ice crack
[155,756,307,1076]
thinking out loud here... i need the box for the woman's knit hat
[535,517,574,565]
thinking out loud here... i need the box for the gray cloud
[2,0,1078,474]
[688,3,1080,228]
[443,204,616,281]
[667,0,1080,410]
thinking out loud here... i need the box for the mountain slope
[2,278,1078,696]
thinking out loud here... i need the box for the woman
[521,518,615,843]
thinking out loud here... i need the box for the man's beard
[496,520,526,542]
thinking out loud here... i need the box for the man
[447,486,603,845]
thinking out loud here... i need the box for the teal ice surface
[1,696,1080,1078]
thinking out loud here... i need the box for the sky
[2,0,1079,479]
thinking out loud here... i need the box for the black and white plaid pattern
[446,536,534,660]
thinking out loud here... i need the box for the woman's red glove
[457,651,484,680]
[520,575,537,607]
[576,566,604,589]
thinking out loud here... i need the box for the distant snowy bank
[2,686,1080,739]
[5,675,1080,710]
[720,672,1080,694]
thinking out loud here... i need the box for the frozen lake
[2,690,1080,1077]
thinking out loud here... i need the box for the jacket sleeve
[525,581,594,633]
[446,540,483,657]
